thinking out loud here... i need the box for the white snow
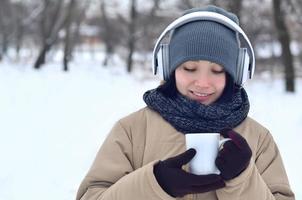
[0,56,301,200]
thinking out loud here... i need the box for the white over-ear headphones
[152,11,255,86]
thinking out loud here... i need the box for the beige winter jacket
[76,107,295,200]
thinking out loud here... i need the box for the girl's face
[175,60,226,105]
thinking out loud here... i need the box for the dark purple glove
[215,129,252,181]
[154,148,225,197]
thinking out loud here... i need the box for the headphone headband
[152,11,255,79]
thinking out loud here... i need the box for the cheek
[208,73,226,92]
[216,76,226,92]
[175,73,183,90]
[175,71,189,93]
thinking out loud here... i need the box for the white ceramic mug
[185,133,231,175]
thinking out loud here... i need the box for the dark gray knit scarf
[143,88,250,134]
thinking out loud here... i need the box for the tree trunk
[34,0,65,69]
[1,34,9,56]
[126,0,137,73]
[272,0,295,92]
[15,27,24,60]
[63,32,72,71]
[0,0,12,58]
[15,5,25,60]
[63,0,77,71]
[100,0,114,67]
[103,45,113,66]
[34,43,50,69]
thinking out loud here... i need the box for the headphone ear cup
[236,48,250,85]
[156,44,165,80]
[156,44,170,80]
[161,44,170,80]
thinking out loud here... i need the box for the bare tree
[68,1,91,63]
[63,0,77,71]
[126,0,137,73]
[100,0,114,66]
[272,0,295,92]
[136,0,164,52]
[34,0,65,69]
[0,0,13,60]
[13,2,27,59]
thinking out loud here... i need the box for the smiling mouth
[191,91,211,97]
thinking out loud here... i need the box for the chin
[199,101,211,106]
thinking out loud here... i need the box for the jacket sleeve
[76,121,175,200]
[216,131,295,200]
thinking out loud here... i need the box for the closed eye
[183,67,196,72]
[212,69,225,74]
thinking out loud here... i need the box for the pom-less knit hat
[168,5,240,81]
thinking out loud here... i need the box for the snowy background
[0,53,301,200]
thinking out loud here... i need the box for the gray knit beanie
[169,5,240,80]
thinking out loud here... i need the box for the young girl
[76,5,295,200]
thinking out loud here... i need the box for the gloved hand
[153,148,225,197]
[215,129,252,181]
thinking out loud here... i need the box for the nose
[193,73,210,88]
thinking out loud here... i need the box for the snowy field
[0,56,301,200]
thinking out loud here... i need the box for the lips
[190,91,213,103]
[192,91,210,97]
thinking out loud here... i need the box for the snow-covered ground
[0,56,301,200]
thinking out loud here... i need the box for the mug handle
[219,138,232,149]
